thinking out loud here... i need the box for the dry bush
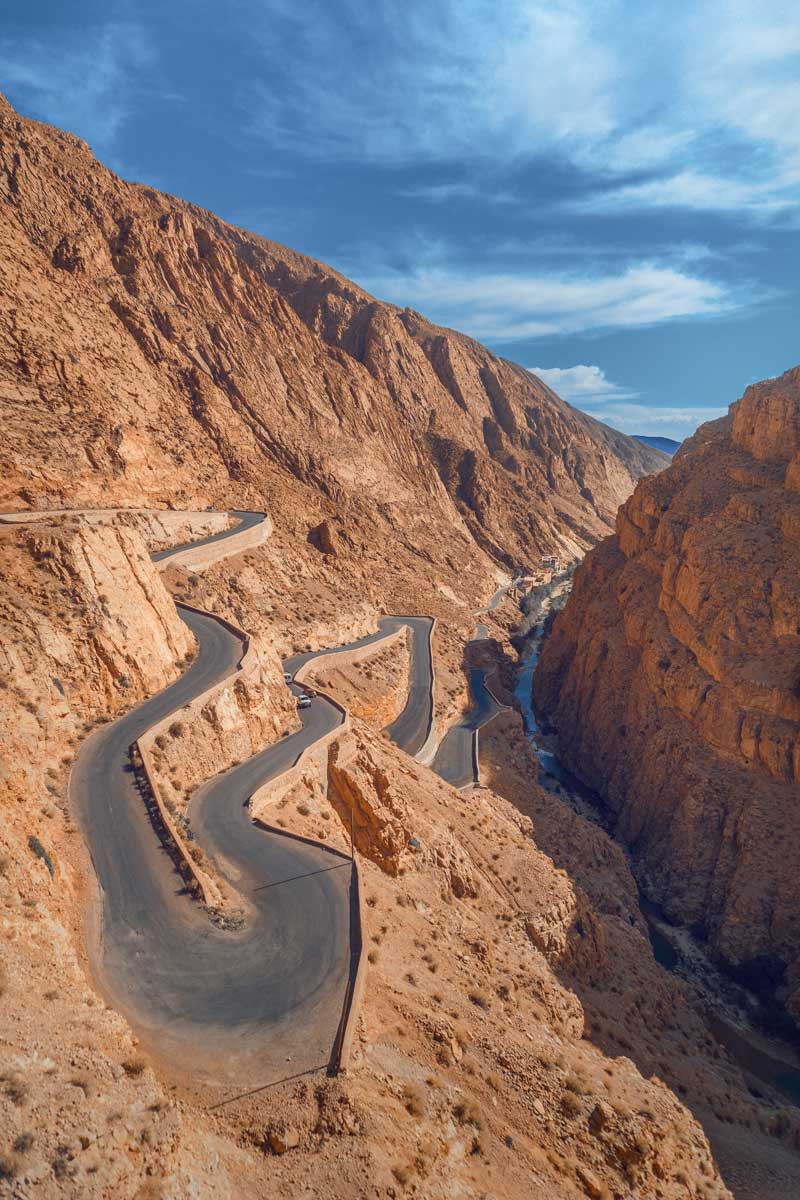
[453,1022,472,1049]
[121,1055,146,1077]
[561,1091,583,1116]
[391,1163,411,1185]
[453,1097,483,1129]
[4,1075,28,1105]
[0,1154,20,1182]
[565,1071,590,1095]
[402,1082,427,1117]
[467,987,490,1010]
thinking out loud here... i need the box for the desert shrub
[467,987,490,1010]
[168,721,186,738]
[5,1075,28,1105]
[12,1132,34,1154]
[402,1083,427,1117]
[565,1072,590,1095]
[28,836,54,877]
[121,1055,146,1077]
[453,1098,483,1129]
[453,1022,472,1049]
[0,1154,20,1181]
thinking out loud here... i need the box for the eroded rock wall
[534,366,800,1018]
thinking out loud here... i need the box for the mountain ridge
[0,90,665,580]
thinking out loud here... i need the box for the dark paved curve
[73,548,435,1082]
[430,667,504,788]
[151,510,265,562]
[285,614,434,757]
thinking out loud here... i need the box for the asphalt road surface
[73,532,436,1085]
[430,666,504,789]
[430,577,518,789]
[285,614,434,757]
[151,510,266,562]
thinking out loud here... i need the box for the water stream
[513,575,800,1110]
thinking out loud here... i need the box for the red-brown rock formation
[534,366,800,1020]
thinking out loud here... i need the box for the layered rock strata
[534,367,800,1019]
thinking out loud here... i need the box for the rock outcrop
[534,366,800,1020]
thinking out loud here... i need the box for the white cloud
[239,0,800,219]
[0,23,154,152]
[576,169,800,217]
[352,261,740,339]
[526,365,729,436]
[241,0,623,164]
[575,400,728,435]
[527,364,637,401]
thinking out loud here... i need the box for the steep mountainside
[534,366,800,1022]
[0,92,663,574]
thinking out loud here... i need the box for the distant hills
[634,434,681,455]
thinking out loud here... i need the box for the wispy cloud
[527,364,729,437]
[239,0,621,165]
[575,400,728,434]
[528,364,637,402]
[0,22,155,153]
[238,0,800,221]
[349,259,745,339]
[397,182,516,205]
[576,169,800,218]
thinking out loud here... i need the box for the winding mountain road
[430,581,510,789]
[150,509,265,563]
[71,518,437,1086]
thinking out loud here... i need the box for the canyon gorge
[0,90,798,1200]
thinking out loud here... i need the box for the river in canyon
[513,573,800,1111]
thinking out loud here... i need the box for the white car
[283,671,293,684]
[297,696,312,710]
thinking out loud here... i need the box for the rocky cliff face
[534,366,800,1020]
[0,92,662,576]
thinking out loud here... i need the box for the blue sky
[2,1,798,439]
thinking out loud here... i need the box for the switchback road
[72,523,436,1085]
